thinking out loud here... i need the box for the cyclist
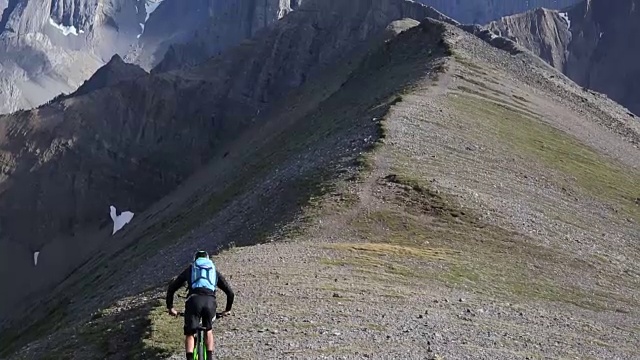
[166,250,235,360]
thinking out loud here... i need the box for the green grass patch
[455,85,540,119]
[135,300,185,357]
[328,242,459,262]
[323,166,629,311]
[450,93,640,219]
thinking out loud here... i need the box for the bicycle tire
[197,329,205,360]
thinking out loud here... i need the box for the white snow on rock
[110,205,134,235]
[559,12,571,30]
[33,251,40,266]
[145,0,164,22]
[48,18,85,36]
[137,0,164,38]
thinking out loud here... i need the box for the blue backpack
[191,257,217,291]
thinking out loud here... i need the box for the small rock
[459,298,465,302]
[418,314,424,319]
[333,293,341,298]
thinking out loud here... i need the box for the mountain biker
[166,250,234,360]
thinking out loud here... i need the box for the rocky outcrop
[486,8,572,69]
[418,0,579,24]
[0,0,453,322]
[486,0,640,115]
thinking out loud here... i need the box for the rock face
[418,0,579,24]
[0,0,453,322]
[486,8,572,69]
[486,0,640,115]
[0,0,297,114]
[150,0,300,72]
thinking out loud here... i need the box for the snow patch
[558,12,571,30]
[145,0,164,22]
[110,205,134,235]
[33,251,40,266]
[48,18,85,36]
[137,0,164,38]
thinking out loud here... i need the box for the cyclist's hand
[168,308,178,316]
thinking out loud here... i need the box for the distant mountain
[486,0,640,115]
[417,0,579,24]
[0,0,298,114]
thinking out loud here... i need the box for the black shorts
[184,294,217,335]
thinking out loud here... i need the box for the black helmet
[193,250,209,260]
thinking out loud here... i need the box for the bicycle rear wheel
[196,329,205,360]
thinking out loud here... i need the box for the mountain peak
[73,55,147,97]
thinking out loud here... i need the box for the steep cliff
[486,0,640,115]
